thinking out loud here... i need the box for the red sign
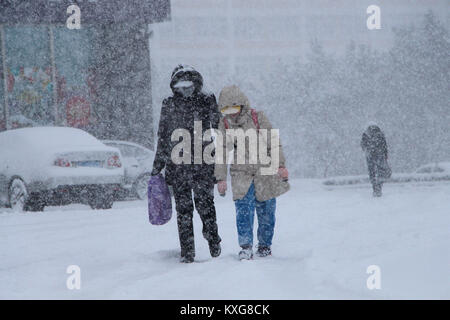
[66,96,90,128]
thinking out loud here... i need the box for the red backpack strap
[223,117,230,129]
[250,108,260,130]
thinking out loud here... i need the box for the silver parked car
[0,127,124,211]
[102,140,155,200]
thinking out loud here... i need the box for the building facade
[0,0,171,149]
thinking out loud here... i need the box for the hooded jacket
[152,65,220,185]
[214,85,289,201]
[361,124,388,159]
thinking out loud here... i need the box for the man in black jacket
[151,65,221,263]
[361,123,390,197]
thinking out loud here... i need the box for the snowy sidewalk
[0,179,449,299]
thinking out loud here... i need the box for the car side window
[433,167,444,173]
[107,143,126,156]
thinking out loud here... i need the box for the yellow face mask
[220,105,242,115]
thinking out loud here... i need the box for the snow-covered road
[0,180,449,299]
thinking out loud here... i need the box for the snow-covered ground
[0,179,448,299]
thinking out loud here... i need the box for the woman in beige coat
[215,85,289,260]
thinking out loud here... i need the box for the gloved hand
[278,167,289,181]
[217,180,227,196]
[151,168,160,176]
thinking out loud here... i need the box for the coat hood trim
[218,85,253,126]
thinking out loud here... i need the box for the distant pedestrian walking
[361,123,391,197]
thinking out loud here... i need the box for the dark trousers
[172,179,221,258]
[367,155,384,193]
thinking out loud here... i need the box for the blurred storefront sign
[66,96,90,128]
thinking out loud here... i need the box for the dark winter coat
[361,124,391,183]
[361,125,388,160]
[152,66,220,185]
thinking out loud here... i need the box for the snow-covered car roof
[1,127,105,149]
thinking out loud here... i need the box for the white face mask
[173,81,193,88]
[174,81,195,97]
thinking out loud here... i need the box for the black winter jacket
[361,125,388,159]
[152,66,220,185]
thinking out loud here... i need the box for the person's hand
[151,168,160,176]
[278,167,289,181]
[217,180,227,196]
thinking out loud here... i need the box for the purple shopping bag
[147,174,172,225]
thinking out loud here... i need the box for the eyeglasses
[220,105,242,114]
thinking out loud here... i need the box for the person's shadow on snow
[155,249,180,262]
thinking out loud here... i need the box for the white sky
[151,0,449,59]
[149,0,449,103]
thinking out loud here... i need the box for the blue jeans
[235,183,276,248]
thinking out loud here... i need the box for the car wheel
[9,179,28,212]
[133,173,151,200]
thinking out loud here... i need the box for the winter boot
[209,241,221,258]
[180,254,194,263]
[256,245,272,257]
[373,183,382,197]
[238,246,253,260]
